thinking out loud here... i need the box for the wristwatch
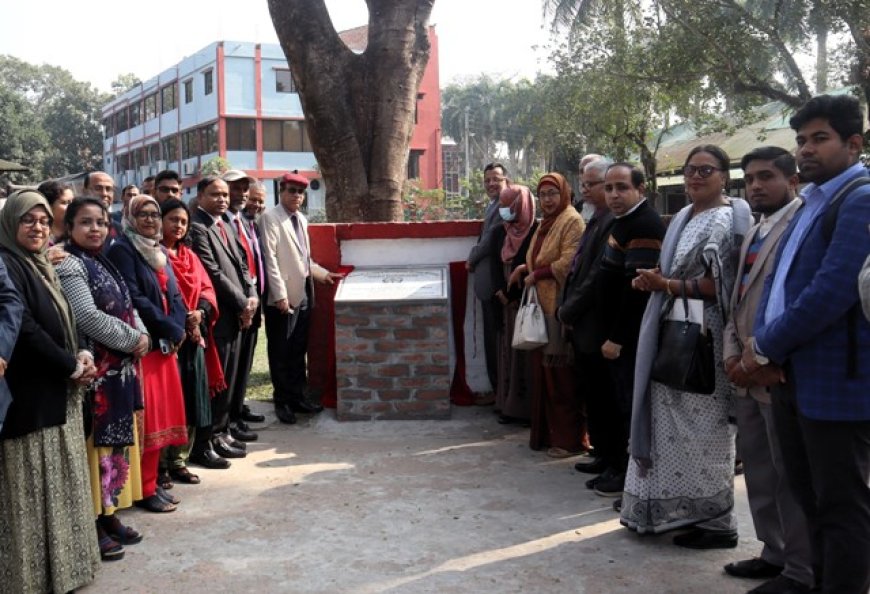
[749,337,769,365]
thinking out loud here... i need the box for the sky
[0,0,554,92]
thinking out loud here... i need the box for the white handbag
[511,285,548,350]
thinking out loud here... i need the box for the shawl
[531,173,572,264]
[500,184,536,263]
[123,195,166,271]
[0,190,77,357]
[168,243,226,396]
[525,206,584,315]
[630,197,752,469]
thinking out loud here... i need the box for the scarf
[530,173,571,264]
[123,195,166,271]
[0,191,77,357]
[500,184,536,262]
[167,242,226,396]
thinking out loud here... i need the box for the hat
[279,172,309,189]
[221,169,256,184]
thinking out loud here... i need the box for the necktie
[291,214,310,276]
[216,219,229,247]
[234,217,257,281]
[247,219,265,291]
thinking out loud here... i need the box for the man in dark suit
[747,95,870,594]
[188,176,258,468]
[465,162,508,404]
[722,147,811,591]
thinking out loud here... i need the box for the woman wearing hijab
[510,173,585,457]
[56,196,151,560]
[160,198,225,483]
[0,190,101,593]
[107,195,188,513]
[493,184,537,425]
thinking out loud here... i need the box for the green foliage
[200,156,232,177]
[111,73,142,98]
[0,55,108,184]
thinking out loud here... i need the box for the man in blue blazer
[744,94,870,594]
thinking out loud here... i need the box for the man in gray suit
[465,163,508,403]
[722,147,812,592]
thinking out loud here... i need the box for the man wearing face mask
[466,163,509,404]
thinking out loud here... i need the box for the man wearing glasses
[465,162,508,404]
[152,169,183,205]
[260,172,342,424]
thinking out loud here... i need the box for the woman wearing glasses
[0,190,101,593]
[107,195,188,513]
[621,145,752,548]
[509,173,585,458]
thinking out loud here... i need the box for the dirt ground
[80,404,769,594]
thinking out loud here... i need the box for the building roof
[338,25,368,52]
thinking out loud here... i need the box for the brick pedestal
[335,302,450,420]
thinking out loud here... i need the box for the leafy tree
[268,0,435,222]
[111,73,142,98]
[200,156,232,177]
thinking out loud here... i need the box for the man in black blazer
[188,176,258,469]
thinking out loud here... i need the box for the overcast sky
[0,0,554,91]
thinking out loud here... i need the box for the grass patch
[247,327,272,401]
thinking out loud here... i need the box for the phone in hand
[159,339,172,355]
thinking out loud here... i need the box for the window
[102,116,114,138]
[129,101,141,128]
[275,69,296,93]
[201,123,218,154]
[263,119,312,152]
[144,93,158,121]
[146,143,160,164]
[117,153,130,172]
[183,79,193,104]
[161,84,176,113]
[182,128,200,159]
[114,110,128,133]
[408,149,423,179]
[161,135,178,162]
[203,69,213,95]
[226,118,256,151]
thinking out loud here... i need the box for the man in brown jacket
[722,147,812,593]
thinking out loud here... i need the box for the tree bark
[267,0,434,222]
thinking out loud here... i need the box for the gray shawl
[629,197,752,468]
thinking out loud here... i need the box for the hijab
[530,172,572,263]
[499,184,535,262]
[123,195,166,271]
[0,190,77,355]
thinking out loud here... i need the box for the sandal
[157,469,174,490]
[135,494,177,513]
[546,447,580,459]
[99,515,143,545]
[156,486,181,505]
[96,524,125,561]
[169,466,201,484]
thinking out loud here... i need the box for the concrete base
[85,406,764,594]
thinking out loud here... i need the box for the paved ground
[83,405,765,594]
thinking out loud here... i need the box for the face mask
[499,207,516,222]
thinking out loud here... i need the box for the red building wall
[408,27,442,191]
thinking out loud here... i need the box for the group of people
[467,94,869,594]
[0,166,337,593]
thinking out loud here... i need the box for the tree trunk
[815,19,828,93]
[267,0,434,222]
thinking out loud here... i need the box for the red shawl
[168,243,226,396]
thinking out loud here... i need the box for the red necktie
[234,218,257,280]
[216,219,229,247]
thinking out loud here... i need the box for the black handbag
[650,282,716,394]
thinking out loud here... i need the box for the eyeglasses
[683,164,723,178]
[19,215,51,228]
[282,187,305,195]
[135,212,161,221]
[157,186,180,194]
[538,189,561,199]
[484,176,506,185]
[581,180,604,189]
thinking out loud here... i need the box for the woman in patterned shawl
[0,190,101,593]
[57,196,151,560]
[622,145,752,549]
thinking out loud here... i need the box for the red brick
[356,328,389,339]
[334,341,371,353]
[393,328,427,340]
[336,376,353,388]
[397,376,429,389]
[360,402,392,414]
[415,365,449,375]
[431,353,449,364]
[355,353,390,364]
[373,316,411,328]
[430,327,449,340]
[415,389,447,401]
[395,353,428,364]
[353,305,389,316]
[376,364,410,377]
[415,316,446,326]
[338,389,372,401]
[357,376,394,389]
[336,353,355,364]
[335,315,371,327]
[395,401,430,412]
[377,389,408,401]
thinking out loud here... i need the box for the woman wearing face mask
[492,184,537,426]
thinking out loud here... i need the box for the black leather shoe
[212,436,246,459]
[220,432,247,451]
[290,399,323,414]
[241,405,266,423]
[724,558,783,579]
[189,445,231,469]
[747,575,811,594]
[275,404,297,424]
[585,467,617,490]
[673,527,738,550]
[230,422,258,442]
[574,457,608,474]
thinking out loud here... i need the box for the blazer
[189,208,256,338]
[107,235,187,345]
[0,249,76,439]
[558,210,616,353]
[260,205,328,310]
[755,166,870,420]
[723,199,801,403]
[0,254,24,433]
[467,197,503,300]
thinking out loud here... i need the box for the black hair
[789,94,863,141]
[63,196,107,230]
[606,162,645,188]
[740,146,797,177]
[36,180,73,205]
[160,198,191,243]
[197,175,223,194]
[483,162,508,176]
[142,175,155,184]
[154,169,181,187]
[685,144,731,186]
[82,172,92,189]
[121,184,139,196]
